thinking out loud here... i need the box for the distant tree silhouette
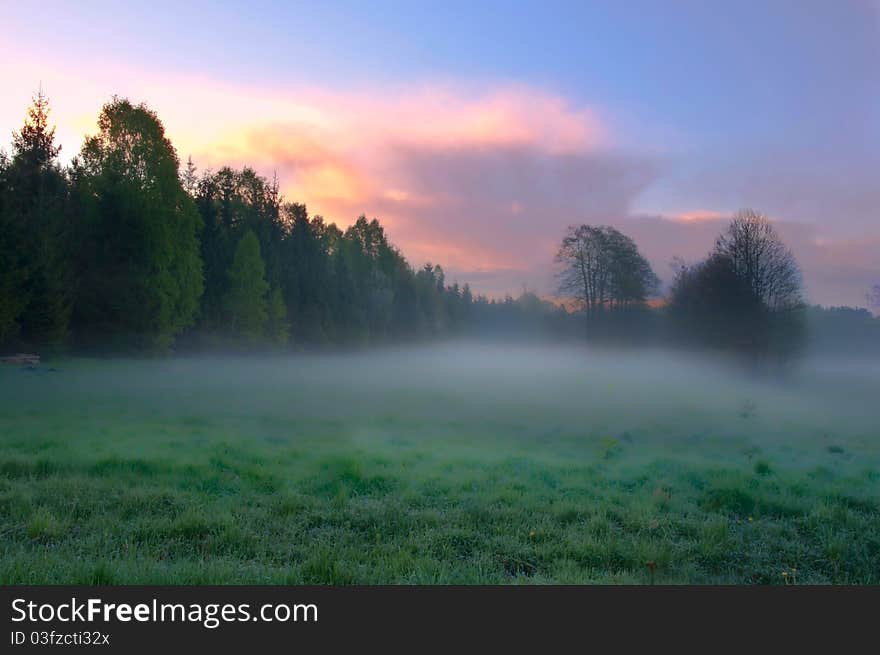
[714,209,802,311]
[555,225,659,312]
[668,253,768,354]
[806,305,880,355]
[670,210,806,364]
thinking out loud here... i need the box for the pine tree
[12,89,61,166]
[0,89,70,350]
[181,156,198,196]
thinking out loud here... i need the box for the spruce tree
[0,90,70,350]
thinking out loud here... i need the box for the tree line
[1,91,876,360]
[0,93,478,352]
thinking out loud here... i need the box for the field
[1,344,878,584]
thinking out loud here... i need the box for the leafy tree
[555,224,658,312]
[70,97,203,351]
[224,230,268,342]
[606,229,660,307]
[670,211,807,364]
[668,253,769,355]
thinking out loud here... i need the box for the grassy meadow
[1,344,878,584]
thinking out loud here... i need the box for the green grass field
[1,344,878,584]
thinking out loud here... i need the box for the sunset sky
[2,0,878,306]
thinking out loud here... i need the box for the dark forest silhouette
[1,92,878,358]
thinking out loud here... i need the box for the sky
[1,0,878,307]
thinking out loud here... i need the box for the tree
[181,156,198,196]
[71,97,203,350]
[0,151,23,344]
[668,253,769,355]
[337,214,425,341]
[281,203,335,343]
[669,211,806,364]
[714,209,802,311]
[415,263,447,334]
[605,228,661,307]
[193,166,286,335]
[555,225,658,312]
[224,230,268,342]
[714,210,806,363]
[0,90,70,349]
[12,89,61,164]
[265,285,289,345]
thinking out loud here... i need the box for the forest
[1,92,878,359]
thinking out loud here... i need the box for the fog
[4,341,879,585]
[7,343,876,460]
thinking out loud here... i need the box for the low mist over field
[5,344,877,446]
[2,344,877,584]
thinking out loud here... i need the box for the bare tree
[714,209,802,311]
[556,225,658,312]
[556,225,607,312]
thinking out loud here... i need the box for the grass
[0,344,878,584]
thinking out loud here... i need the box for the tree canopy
[555,224,659,312]
[669,211,807,363]
[69,97,203,350]
[714,209,802,312]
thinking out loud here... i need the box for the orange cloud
[672,209,726,222]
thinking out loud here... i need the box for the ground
[1,344,877,584]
